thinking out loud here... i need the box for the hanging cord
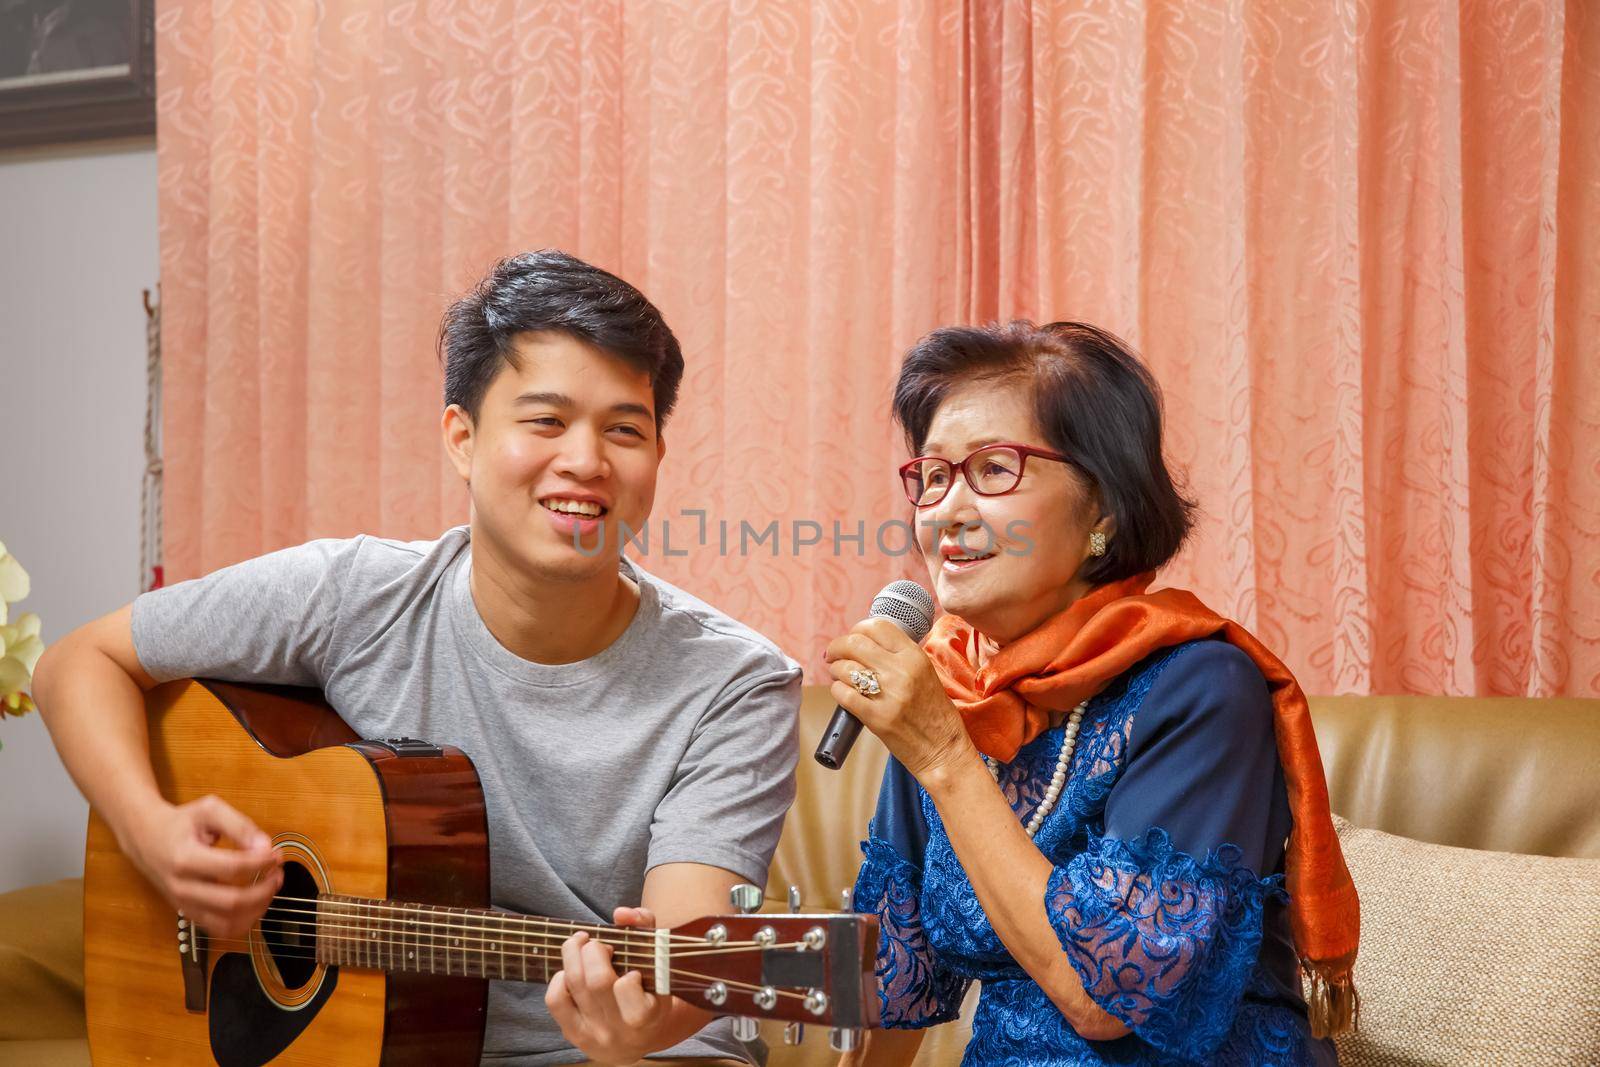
[141,286,163,592]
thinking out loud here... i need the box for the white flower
[0,539,29,622]
[0,541,41,719]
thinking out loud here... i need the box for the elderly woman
[825,322,1359,1065]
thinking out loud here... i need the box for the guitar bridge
[177,914,208,1013]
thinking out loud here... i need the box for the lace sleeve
[852,836,971,1028]
[1046,827,1285,1060]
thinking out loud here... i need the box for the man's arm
[544,861,744,1065]
[32,605,282,938]
[545,654,801,1064]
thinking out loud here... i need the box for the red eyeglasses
[898,443,1073,507]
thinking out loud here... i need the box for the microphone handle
[814,703,865,770]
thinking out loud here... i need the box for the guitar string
[301,895,767,942]
[238,914,806,960]
[250,904,795,956]
[274,900,835,957]
[177,934,812,1001]
[264,906,771,948]
[204,932,798,967]
[270,895,796,946]
[266,891,861,933]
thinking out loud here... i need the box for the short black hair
[892,320,1195,585]
[438,250,684,426]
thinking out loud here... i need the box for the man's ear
[442,404,475,483]
[656,431,667,463]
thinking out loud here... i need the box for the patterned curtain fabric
[156,1,1599,696]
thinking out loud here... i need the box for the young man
[33,251,802,1066]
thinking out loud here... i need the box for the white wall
[0,137,155,893]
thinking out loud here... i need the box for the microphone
[814,580,937,770]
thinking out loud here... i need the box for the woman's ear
[1093,507,1117,543]
[1079,479,1116,539]
[441,404,475,483]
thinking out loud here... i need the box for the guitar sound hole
[260,861,319,990]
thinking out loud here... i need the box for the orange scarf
[924,574,1360,1037]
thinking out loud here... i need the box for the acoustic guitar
[83,678,878,1066]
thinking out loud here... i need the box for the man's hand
[545,906,673,1066]
[124,794,283,940]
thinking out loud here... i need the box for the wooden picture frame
[0,0,155,150]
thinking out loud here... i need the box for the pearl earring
[1089,531,1107,557]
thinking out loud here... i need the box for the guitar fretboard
[311,894,660,986]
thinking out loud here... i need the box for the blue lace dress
[851,639,1338,1066]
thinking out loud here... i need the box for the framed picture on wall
[0,0,154,150]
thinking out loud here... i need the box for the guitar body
[84,679,490,1066]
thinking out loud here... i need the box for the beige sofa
[4,688,1597,1066]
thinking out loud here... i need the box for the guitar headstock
[664,902,879,1036]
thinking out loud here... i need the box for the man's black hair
[439,250,684,425]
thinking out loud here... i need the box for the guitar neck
[310,894,661,986]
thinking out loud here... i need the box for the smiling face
[443,332,665,584]
[913,375,1112,643]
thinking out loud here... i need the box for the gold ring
[849,669,881,697]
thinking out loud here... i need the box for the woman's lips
[941,553,995,574]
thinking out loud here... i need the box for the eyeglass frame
[897,442,1075,507]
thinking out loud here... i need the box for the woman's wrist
[916,737,985,799]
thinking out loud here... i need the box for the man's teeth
[543,499,604,517]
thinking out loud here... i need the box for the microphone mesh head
[869,580,937,642]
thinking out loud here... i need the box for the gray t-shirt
[131,526,801,1065]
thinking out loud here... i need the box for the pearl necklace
[984,701,1088,838]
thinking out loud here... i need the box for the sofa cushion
[1332,815,1600,1066]
[1312,695,1600,859]
[0,878,85,1041]
[766,685,891,914]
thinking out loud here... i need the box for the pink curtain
[156,1,1599,697]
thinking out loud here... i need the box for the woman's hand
[824,618,978,784]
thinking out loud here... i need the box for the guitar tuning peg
[784,1021,805,1045]
[729,883,764,914]
[731,1016,760,1042]
[787,884,802,911]
[840,886,854,912]
[829,1027,861,1052]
